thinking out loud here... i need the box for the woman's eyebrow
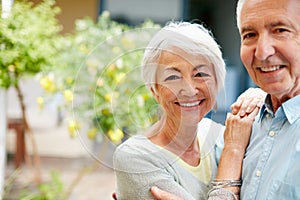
[163,65,208,73]
[164,67,181,73]
[194,64,208,71]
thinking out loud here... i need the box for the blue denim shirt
[241,94,300,200]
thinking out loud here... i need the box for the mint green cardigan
[113,118,225,200]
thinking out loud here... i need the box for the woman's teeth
[179,101,200,107]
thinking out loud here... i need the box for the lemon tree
[39,12,160,144]
[0,0,62,88]
[0,0,63,183]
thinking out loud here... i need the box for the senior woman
[113,21,262,200]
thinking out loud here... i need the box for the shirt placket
[254,114,285,199]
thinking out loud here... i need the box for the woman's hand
[224,106,259,153]
[231,88,266,117]
[214,107,260,197]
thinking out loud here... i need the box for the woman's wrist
[222,143,246,161]
[213,152,243,199]
[216,144,245,180]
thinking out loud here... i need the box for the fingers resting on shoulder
[231,88,266,117]
[224,106,260,151]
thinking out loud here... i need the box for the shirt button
[266,114,270,118]
[269,131,275,137]
[256,170,262,177]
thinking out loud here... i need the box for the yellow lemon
[64,90,73,102]
[87,128,97,140]
[49,84,56,93]
[101,108,110,115]
[65,77,74,85]
[143,93,150,100]
[106,64,116,77]
[104,93,111,102]
[40,76,51,89]
[36,96,44,109]
[114,72,126,84]
[40,76,56,92]
[68,120,80,138]
[108,129,124,144]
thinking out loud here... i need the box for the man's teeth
[179,101,200,107]
[260,66,280,72]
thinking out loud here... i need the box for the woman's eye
[165,75,180,81]
[195,72,209,77]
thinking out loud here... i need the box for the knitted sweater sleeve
[113,140,196,200]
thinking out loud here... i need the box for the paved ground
[4,156,116,200]
[4,80,117,200]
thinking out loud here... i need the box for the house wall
[30,0,99,33]
[105,0,182,25]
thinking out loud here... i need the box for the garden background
[1,0,255,199]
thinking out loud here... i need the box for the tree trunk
[14,82,42,184]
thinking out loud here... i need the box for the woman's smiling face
[152,49,217,126]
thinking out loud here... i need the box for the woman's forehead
[158,49,210,65]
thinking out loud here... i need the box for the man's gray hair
[236,0,245,31]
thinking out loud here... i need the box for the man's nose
[255,34,275,61]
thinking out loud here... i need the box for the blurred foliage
[0,0,63,88]
[39,12,161,144]
[19,171,64,200]
[0,0,160,144]
[0,0,64,186]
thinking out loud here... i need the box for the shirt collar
[282,94,300,124]
[258,94,272,122]
[258,94,300,124]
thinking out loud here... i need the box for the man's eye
[275,28,288,33]
[195,72,209,77]
[165,75,180,81]
[242,32,256,40]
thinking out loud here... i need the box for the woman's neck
[148,118,200,166]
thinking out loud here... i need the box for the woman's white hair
[141,21,226,92]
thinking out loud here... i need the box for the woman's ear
[213,102,218,112]
[150,86,160,103]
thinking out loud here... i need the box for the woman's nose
[255,34,275,61]
[180,79,199,97]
